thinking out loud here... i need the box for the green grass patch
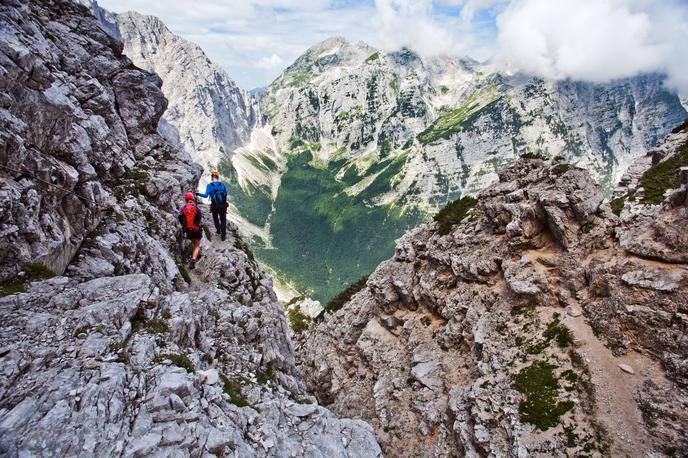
[220,373,251,407]
[638,140,688,204]
[417,85,500,144]
[256,362,275,386]
[543,319,574,348]
[513,360,575,431]
[610,196,626,216]
[324,275,369,313]
[433,195,478,235]
[156,353,195,373]
[176,260,192,284]
[552,163,572,176]
[288,71,312,88]
[0,262,56,297]
[287,306,310,333]
[511,303,537,316]
[144,319,169,334]
[0,278,25,297]
[23,262,56,279]
[365,52,380,63]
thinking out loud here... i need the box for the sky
[97,0,688,94]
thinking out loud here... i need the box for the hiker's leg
[220,206,227,238]
[211,205,221,232]
[192,239,201,260]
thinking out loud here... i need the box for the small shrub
[176,260,191,284]
[23,262,56,280]
[543,320,574,348]
[287,306,310,333]
[156,353,195,373]
[610,196,626,216]
[420,316,432,326]
[220,373,250,407]
[581,222,597,234]
[161,310,172,320]
[526,341,548,355]
[324,275,370,313]
[511,303,536,316]
[520,151,545,160]
[145,319,169,334]
[513,360,574,430]
[108,340,127,352]
[433,196,478,236]
[552,163,571,176]
[0,279,25,297]
[256,362,275,386]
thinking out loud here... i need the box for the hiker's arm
[177,210,184,225]
[196,184,211,198]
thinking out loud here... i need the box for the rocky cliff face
[84,1,261,184]
[0,1,380,456]
[297,124,688,456]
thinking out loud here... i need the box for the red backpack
[181,203,201,232]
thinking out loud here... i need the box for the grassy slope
[255,150,425,303]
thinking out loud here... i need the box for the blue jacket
[196,181,228,205]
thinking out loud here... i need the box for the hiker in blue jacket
[196,170,229,241]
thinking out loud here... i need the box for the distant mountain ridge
[242,36,686,301]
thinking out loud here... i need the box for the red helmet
[184,192,195,201]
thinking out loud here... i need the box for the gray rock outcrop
[83,1,261,181]
[0,1,380,456]
[298,132,688,456]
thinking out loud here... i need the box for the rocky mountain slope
[296,124,688,456]
[0,1,380,455]
[236,37,687,303]
[83,1,261,184]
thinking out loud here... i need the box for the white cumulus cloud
[493,0,688,92]
[255,53,284,69]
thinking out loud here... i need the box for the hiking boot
[221,234,226,241]
[189,260,196,270]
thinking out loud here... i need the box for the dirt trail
[563,309,666,457]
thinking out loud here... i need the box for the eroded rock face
[0,1,380,456]
[80,0,261,187]
[298,153,688,456]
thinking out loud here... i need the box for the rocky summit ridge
[82,0,262,187]
[297,124,688,456]
[0,1,379,456]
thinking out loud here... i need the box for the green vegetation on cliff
[255,150,425,303]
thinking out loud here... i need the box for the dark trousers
[211,204,227,237]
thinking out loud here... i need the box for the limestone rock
[298,151,688,456]
[0,2,381,456]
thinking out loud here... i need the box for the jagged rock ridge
[0,1,380,456]
[83,0,261,184]
[297,124,688,456]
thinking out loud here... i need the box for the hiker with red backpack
[196,170,229,241]
[179,192,203,270]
